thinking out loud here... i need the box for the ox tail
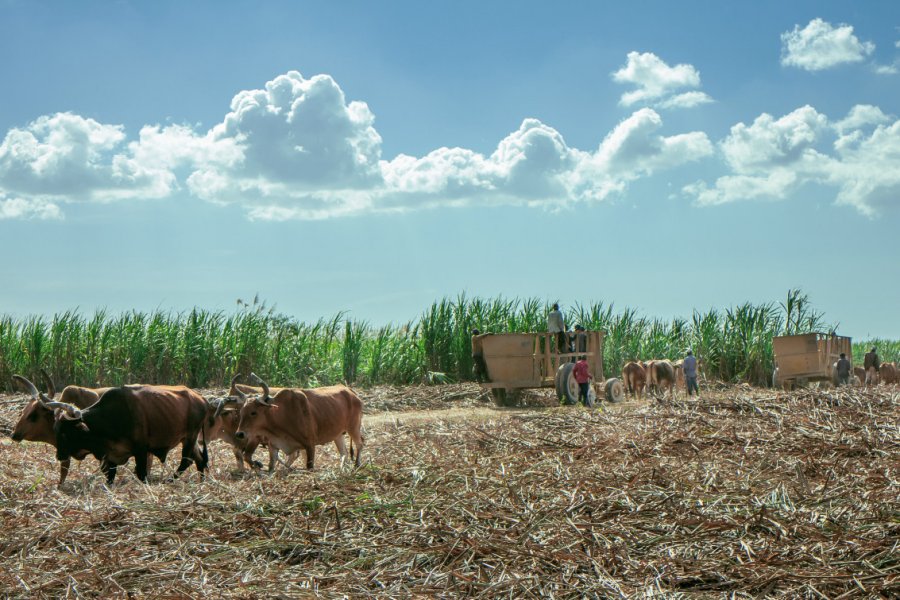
[200,415,210,474]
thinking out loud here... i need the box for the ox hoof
[250,460,264,469]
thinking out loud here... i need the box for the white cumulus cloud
[612,52,712,109]
[781,18,875,71]
[0,112,183,216]
[683,104,900,215]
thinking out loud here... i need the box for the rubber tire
[605,378,625,403]
[556,363,579,405]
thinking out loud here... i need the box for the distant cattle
[233,373,364,470]
[621,361,647,400]
[854,366,867,386]
[11,373,111,486]
[54,384,210,484]
[645,360,676,397]
[880,362,898,385]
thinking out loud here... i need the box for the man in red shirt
[573,356,593,407]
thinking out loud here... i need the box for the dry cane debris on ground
[0,384,897,598]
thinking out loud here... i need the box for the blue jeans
[686,375,699,396]
[578,382,590,406]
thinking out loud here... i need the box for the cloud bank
[0,70,714,221]
[2,50,897,221]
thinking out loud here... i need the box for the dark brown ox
[621,361,647,400]
[11,373,111,486]
[54,384,209,484]
[645,360,676,397]
[234,373,364,469]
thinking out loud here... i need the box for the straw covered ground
[0,384,897,598]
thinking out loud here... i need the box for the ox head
[205,374,251,440]
[10,372,80,444]
[50,394,94,462]
[234,372,277,443]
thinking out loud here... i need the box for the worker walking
[864,346,880,386]
[573,355,593,407]
[547,303,566,354]
[683,350,700,397]
[835,352,851,386]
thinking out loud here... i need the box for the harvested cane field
[0,384,897,598]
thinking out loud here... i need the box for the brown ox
[11,373,112,486]
[880,362,898,385]
[206,376,296,471]
[853,366,867,386]
[645,360,676,397]
[621,361,647,400]
[233,373,364,470]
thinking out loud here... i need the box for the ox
[645,360,676,397]
[880,362,898,385]
[853,366,867,386]
[11,373,111,486]
[54,384,209,484]
[621,361,647,400]
[233,373,364,470]
[206,375,296,471]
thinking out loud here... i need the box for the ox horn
[229,374,247,402]
[40,369,56,399]
[212,398,227,419]
[44,401,83,419]
[12,375,39,399]
[12,375,53,408]
[248,372,272,404]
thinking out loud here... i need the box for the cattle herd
[620,358,689,400]
[618,356,899,399]
[9,372,364,487]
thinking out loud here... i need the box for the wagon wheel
[556,363,579,405]
[554,365,566,400]
[605,378,625,403]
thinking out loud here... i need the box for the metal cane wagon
[772,333,852,389]
[472,330,624,406]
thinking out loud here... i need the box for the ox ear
[76,422,90,432]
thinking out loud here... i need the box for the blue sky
[1,1,898,338]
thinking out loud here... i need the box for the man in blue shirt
[683,350,699,397]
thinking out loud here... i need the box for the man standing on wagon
[547,303,566,354]
[864,346,880,386]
